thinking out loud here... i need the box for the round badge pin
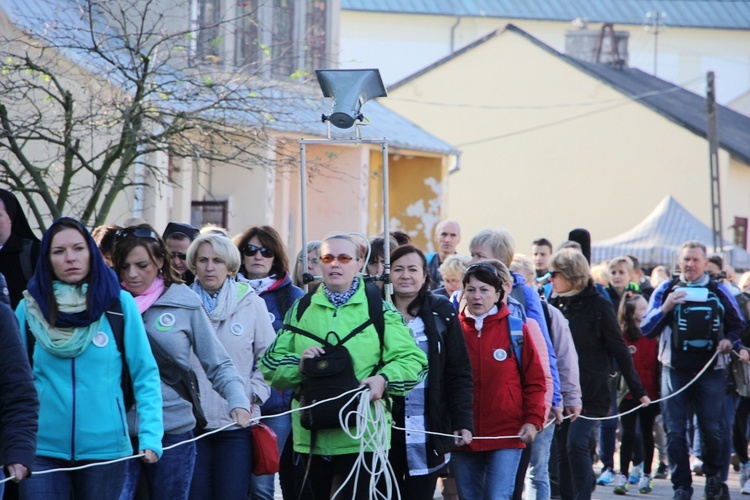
[156,313,176,332]
[493,349,508,362]
[268,312,276,324]
[231,323,244,336]
[93,332,109,348]
[629,345,637,355]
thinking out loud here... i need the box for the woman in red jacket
[614,292,660,495]
[453,263,546,500]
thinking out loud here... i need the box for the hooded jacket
[129,283,249,435]
[550,285,646,417]
[458,303,546,452]
[192,280,276,428]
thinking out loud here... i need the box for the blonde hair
[739,271,750,292]
[510,253,535,286]
[607,255,634,273]
[469,229,515,266]
[590,263,610,287]
[549,248,593,292]
[187,233,242,276]
[439,254,470,278]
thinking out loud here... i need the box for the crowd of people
[2,185,750,500]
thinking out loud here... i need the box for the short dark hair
[532,238,553,251]
[626,254,642,273]
[390,230,411,246]
[92,224,121,255]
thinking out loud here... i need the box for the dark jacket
[0,233,40,309]
[257,273,304,415]
[392,293,474,462]
[550,285,646,417]
[0,302,39,469]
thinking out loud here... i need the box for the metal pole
[381,141,391,302]
[706,71,724,254]
[300,142,309,292]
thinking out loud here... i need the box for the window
[194,0,222,64]
[270,0,295,78]
[191,200,228,229]
[302,0,327,74]
[734,216,748,250]
[235,1,259,68]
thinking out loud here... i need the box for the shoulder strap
[426,252,437,266]
[104,300,135,411]
[510,285,527,310]
[541,301,553,341]
[19,239,34,282]
[661,276,682,303]
[294,284,321,322]
[508,315,524,371]
[365,281,385,345]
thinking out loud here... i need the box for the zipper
[71,358,76,460]
[116,398,126,436]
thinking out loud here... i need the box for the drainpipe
[450,16,462,52]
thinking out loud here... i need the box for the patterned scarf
[323,279,360,308]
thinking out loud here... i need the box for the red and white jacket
[458,303,546,452]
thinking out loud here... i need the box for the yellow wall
[386,29,750,256]
[341,11,750,103]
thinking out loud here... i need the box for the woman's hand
[453,429,473,447]
[299,346,325,373]
[550,406,564,425]
[639,395,652,407]
[140,450,158,464]
[360,375,387,401]
[518,423,538,444]
[564,405,582,422]
[231,407,253,428]
[6,463,28,482]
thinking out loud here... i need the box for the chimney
[565,23,629,68]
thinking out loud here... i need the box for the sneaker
[655,462,669,480]
[598,468,616,486]
[735,453,742,472]
[639,474,653,494]
[630,463,644,484]
[720,483,730,500]
[673,487,692,500]
[741,463,750,490]
[693,458,704,476]
[705,475,723,500]
[742,477,750,495]
[614,474,630,495]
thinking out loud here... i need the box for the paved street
[592,469,742,500]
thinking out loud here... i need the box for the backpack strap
[510,285,527,311]
[275,284,293,321]
[508,315,524,372]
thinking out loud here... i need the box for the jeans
[249,413,291,500]
[719,391,737,482]
[527,424,554,500]
[452,449,522,500]
[20,456,127,500]
[556,417,597,500]
[662,367,727,493]
[120,431,197,500]
[190,428,252,499]
[598,386,618,471]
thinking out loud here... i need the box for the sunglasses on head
[242,244,273,258]
[171,252,187,261]
[465,263,508,283]
[320,254,355,264]
[114,227,159,243]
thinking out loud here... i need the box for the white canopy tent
[591,195,750,269]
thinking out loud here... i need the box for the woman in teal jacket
[15,217,163,500]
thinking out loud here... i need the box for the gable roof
[0,0,458,156]
[390,24,750,165]
[592,195,750,267]
[342,0,750,30]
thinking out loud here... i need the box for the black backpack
[282,282,385,430]
[662,277,725,371]
[26,299,136,412]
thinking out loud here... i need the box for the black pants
[291,447,380,499]
[388,436,442,500]
[733,396,750,463]
[619,398,660,476]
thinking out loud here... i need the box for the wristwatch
[380,373,390,390]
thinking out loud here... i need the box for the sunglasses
[114,227,159,243]
[321,254,355,265]
[549,270,562,279]
[171,252,187,261]
[242,244,273,258]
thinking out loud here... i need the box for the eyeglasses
[242,244,273,258]
[549,270,561,279]
[171,252,187,261]
[321,254,355,265]
[114,227,159,243]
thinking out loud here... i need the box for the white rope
[0,351,731,487]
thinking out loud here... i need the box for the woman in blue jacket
[15,217,164,500]
[235,225,304,500]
